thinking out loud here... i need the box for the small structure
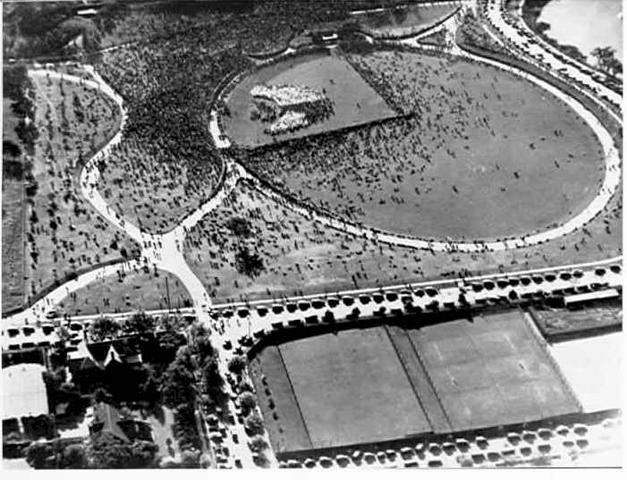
[90,402,152,443]
[2,364,49,420]
[562,289,618,308]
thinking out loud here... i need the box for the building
[562,288,619,308]
[68,340,143,373]
[2,364,49,420]
[90,402,153,443]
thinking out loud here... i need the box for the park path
[15,0,621,326]
[227,46,620,256]
[485,0,622,114]
[5,2,622,468]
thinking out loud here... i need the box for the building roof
[563,288,619,306]
[2,363,49,419]
[92,402,129,442]
[69,340,142,370]
[91,402,152,443]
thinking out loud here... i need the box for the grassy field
[224,51,397,148]
[55,268,191,317]
[250,327,430,454]
[182,180,619,306]
[243,49,605,241]
[357,2,459,37]
[250,310,582,453]
[280,327,430,448]
[2,97,26,312]
[248,345,313,453]
[407,310,581,431]
[22,73,139,306]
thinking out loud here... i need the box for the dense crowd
[92,0,369,234]
[239,48,607,243]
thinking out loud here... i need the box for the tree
[239,391,256,414]
[89,317,120,341]
[124,312,156,336]
[245,414,265,436]
[591,46,622,75]
[87,432,158,469]
[225,216,253,237]
[61,444,87,469]
[202,357,224,403]
[234,247,265,277]
[24,441,54,469]
[228,355,246,375]
[161,360,196,409]
[249,435,268,453]
[190,324,214,361]
[180,449,200,468]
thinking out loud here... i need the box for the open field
[280,327,430,449]
[249,345,313,453]
[22,73,140,306]
[1,179,25,312]
[2,97,26,312]
[406,310,581,431]
[55,268,191,317]
[250,310,581,454]
[356,2,459,37]
[549,331,621,412]
[243,49,605,241]
[182,181,619,306]
[224,51,397,148]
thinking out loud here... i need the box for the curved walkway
[13,1,621,330]
[225,42,620,255]
[485,0,622,112]
[4,10,622,466]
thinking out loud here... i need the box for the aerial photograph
[1,0,623,470]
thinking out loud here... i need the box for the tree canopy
[87,432,158,469]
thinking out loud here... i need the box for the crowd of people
[95,26,253,233]
[241,48,604,243]
[14,73,139,311]
[181,175,621,307]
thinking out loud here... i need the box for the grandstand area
[249,309,582,456]
[224,51,398,147]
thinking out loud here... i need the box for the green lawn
[407,310,581,430]
[182,181,620,306]
[2,97,26,313]
[250,311,581,454]
[249,345,313,453]
[252,327,430,452]
[244,50,605,241]
[56,268,191,317]
[22,73,140,305]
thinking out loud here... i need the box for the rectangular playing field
[406,310,582,431]
[279,328,431,449]
[250,310,581,455]
[224,51,397,148]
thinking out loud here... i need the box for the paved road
[7,2,622,467]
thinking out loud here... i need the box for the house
[90,402,153,443]
[68,340,143,373]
